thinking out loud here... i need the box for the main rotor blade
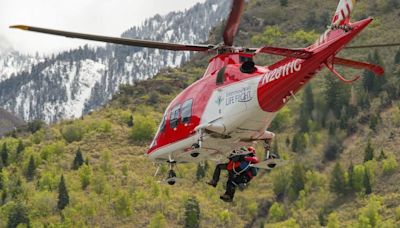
[345,43,400,49]
[223,0,245,46]
[10,25,215,52]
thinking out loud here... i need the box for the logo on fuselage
[225,86,252,106]
[261,59,303,85]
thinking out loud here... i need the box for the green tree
[395,48,400,64]
[149,212,167,228]
[27,120,44,133]
[364,140,374,162]
[290,163,307,199]
[304,84,314,118]
[196,162,208,181]
[72,148,84,170]
[16,140,24,155]
[25,155,36,181]
[280,0,288,7]
[348,162,354,192]
[292,132,307,153]
[272,139,279,157]
[127,115,134,127]
[129,115,156,142]
[80,164,92,189]
[327,212,340,228]
[1,143,8,167]
[7,202,30,228]
[364,171,372,195]
[377,150,387,161]
[0,169,3,190]
[184,197,200,228]
[61,124,84,143]
[330,162,347,195]
[57,175,69,210]
[268,202,285,222]
[325,75,350,118]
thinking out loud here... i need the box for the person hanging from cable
[207,146,260,202]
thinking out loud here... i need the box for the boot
[207,180,217,187]
[220,194,233,202]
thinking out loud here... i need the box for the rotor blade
[252,46,313,59]
[223,0,245,46]
[10,25,215,52]
[345,43,400,49]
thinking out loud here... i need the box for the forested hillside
[1,0,400,227]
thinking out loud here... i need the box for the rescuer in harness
[207,147,260,202]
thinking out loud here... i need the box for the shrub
[268,202,286,222]
[40,141,66,161]
[79,164,92,190]
[149,211,167,228]
[382,155,398,175]
[327,212,340,228]
[129,115,156,142]
[270,107,291,131]
[114,191,132,217]
[351,165,365,192]
[184,197,200,228]
[88,119,112,133]
[61,124,85,143]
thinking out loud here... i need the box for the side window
[170,105,180,129]
[181,99,193,124]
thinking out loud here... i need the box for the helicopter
[10,0,400,185]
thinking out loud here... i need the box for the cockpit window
[181,99,193,124]
[160,115,166,132]
[170,105,180,129]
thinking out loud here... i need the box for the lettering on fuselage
[261,59,302,85]
[225,86,252,106]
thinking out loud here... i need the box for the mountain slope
[0,0,230,123]
[0,108,25,137]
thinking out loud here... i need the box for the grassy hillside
[1,0,400,227]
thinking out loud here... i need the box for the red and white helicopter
[11,0,400,183]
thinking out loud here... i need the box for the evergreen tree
[280,0,288,7]
[127,115,134,127]
[184,197,200,228]
[196,162,207,181]
[272,140,279,157]
[290,163,306,198]
[72,148,84,170]
[0,170,3,190]
[304,84,314,117]
[395,48,400,64]
[1,143,8,167]
[348,162,354,192]
[299,108,310,133]
[325,75,350,118]
[25,155,36,181]
[291,132,307,153]
[7,202,30,228]
[57,175,69,210]
[364,140,374,162]
[330,162,347,194]
[16,140,24,155]
[285,136,290,148]
[378,149,387,161]
[364,171,372,195]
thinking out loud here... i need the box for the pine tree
[196,163,206,181]
[16,140,24,155]
[72,148,84,170]
[285,136,290,148]
[364,140,374,162]
[7,202,30,228]
[330,162,347,194]
[272,140,279,157]
[184,197,200,228]
[395,48,400,64]
[348,162,354,192]
[364,171,372,195]
[57,175,69,210]
[290,163,306,198]
[304,84,314,117]
[127,115,134,127]
[280,0,288,7]
[325,74,350,118]
[378,149,387,161]
[25,155,36,181]
[1,143,8,167]
[0,170,3,190]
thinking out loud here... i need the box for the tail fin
[331,0,356,26]
[314,0,357,47]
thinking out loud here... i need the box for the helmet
[247,146,256,154]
